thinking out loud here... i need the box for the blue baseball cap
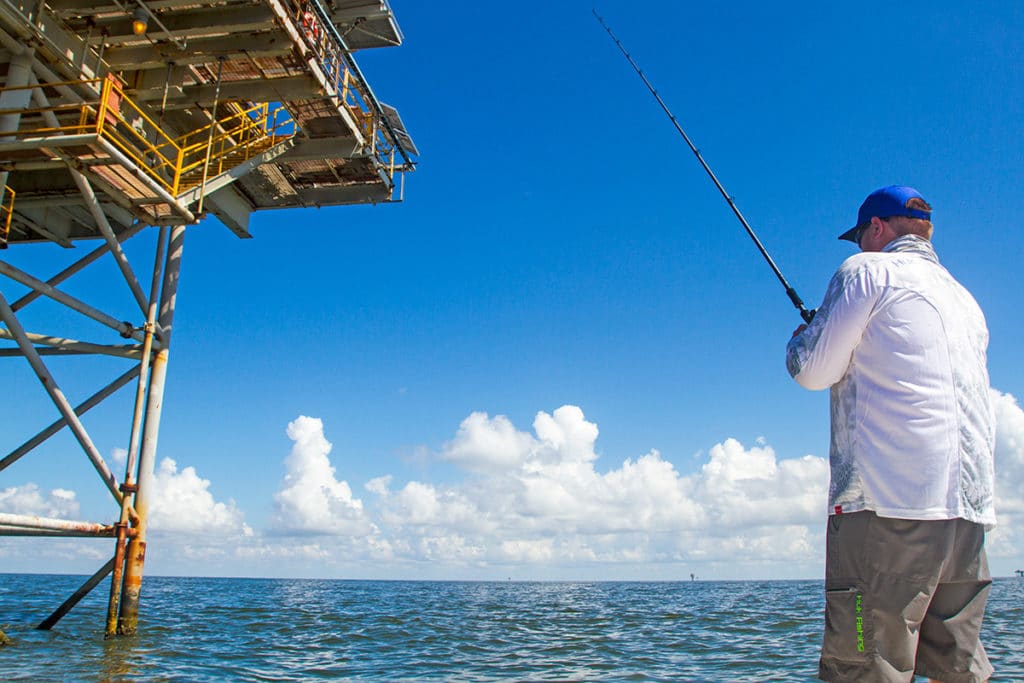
[839,185,931,242]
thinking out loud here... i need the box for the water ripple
[0,576,1021,681]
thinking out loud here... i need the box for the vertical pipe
[195,58,224,215]
[0,51,33,130]
[94,38,106,80]
[96,74,111,135]
[117,224,185,635]
[76,23,93,73]
[0,51,35,208]
[106,226,167,636]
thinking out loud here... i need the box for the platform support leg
[115,225,185,635]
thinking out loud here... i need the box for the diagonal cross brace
[0,288,125,506]
[0,258,149,344]
[0,365,140,473]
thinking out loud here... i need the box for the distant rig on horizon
[0,0,416,635]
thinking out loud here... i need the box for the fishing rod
[593,10,815,324]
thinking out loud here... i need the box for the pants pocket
[822,584,871,661]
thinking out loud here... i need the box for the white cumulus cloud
[271,415,376,535]
[443,411,536,474]
[368,405,829,573]
[0,483,80,519]
[73,393,1023,580]
[149,457,252,536]
[987,389,1024,560]
[693,439,826,528]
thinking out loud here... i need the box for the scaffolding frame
[0,221,183,635]
[0,0,416,635]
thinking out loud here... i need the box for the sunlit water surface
[1,575,1021,681]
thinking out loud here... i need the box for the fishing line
[593,10,815,323]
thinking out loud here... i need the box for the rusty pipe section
[117,224,185,635]
[0,527,120,537]
[107,226,166,636]
[0,512,118,536]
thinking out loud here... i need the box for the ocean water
[0,575,1021,682]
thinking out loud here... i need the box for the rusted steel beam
[106,529,130,635]
[0,512,115,535]
[117,224,185,635]
[107,226,167,636]
[0,527,119,537]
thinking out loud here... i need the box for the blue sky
[2,0,1023,580]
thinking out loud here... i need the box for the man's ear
[869,216,891,243]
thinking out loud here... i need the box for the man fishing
[593,18,997,680]
[786,186,996,683]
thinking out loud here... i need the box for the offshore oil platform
[0,0,415,634]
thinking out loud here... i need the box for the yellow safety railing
[96,75,186,193]
[293,0,412,183]
[0,76,293,199]
[0,185,14,248]
[172,101,294,189]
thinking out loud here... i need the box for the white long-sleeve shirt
[786,234,995,525]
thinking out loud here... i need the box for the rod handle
[785,286,815,323]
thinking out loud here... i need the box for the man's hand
[791,324,807,339]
